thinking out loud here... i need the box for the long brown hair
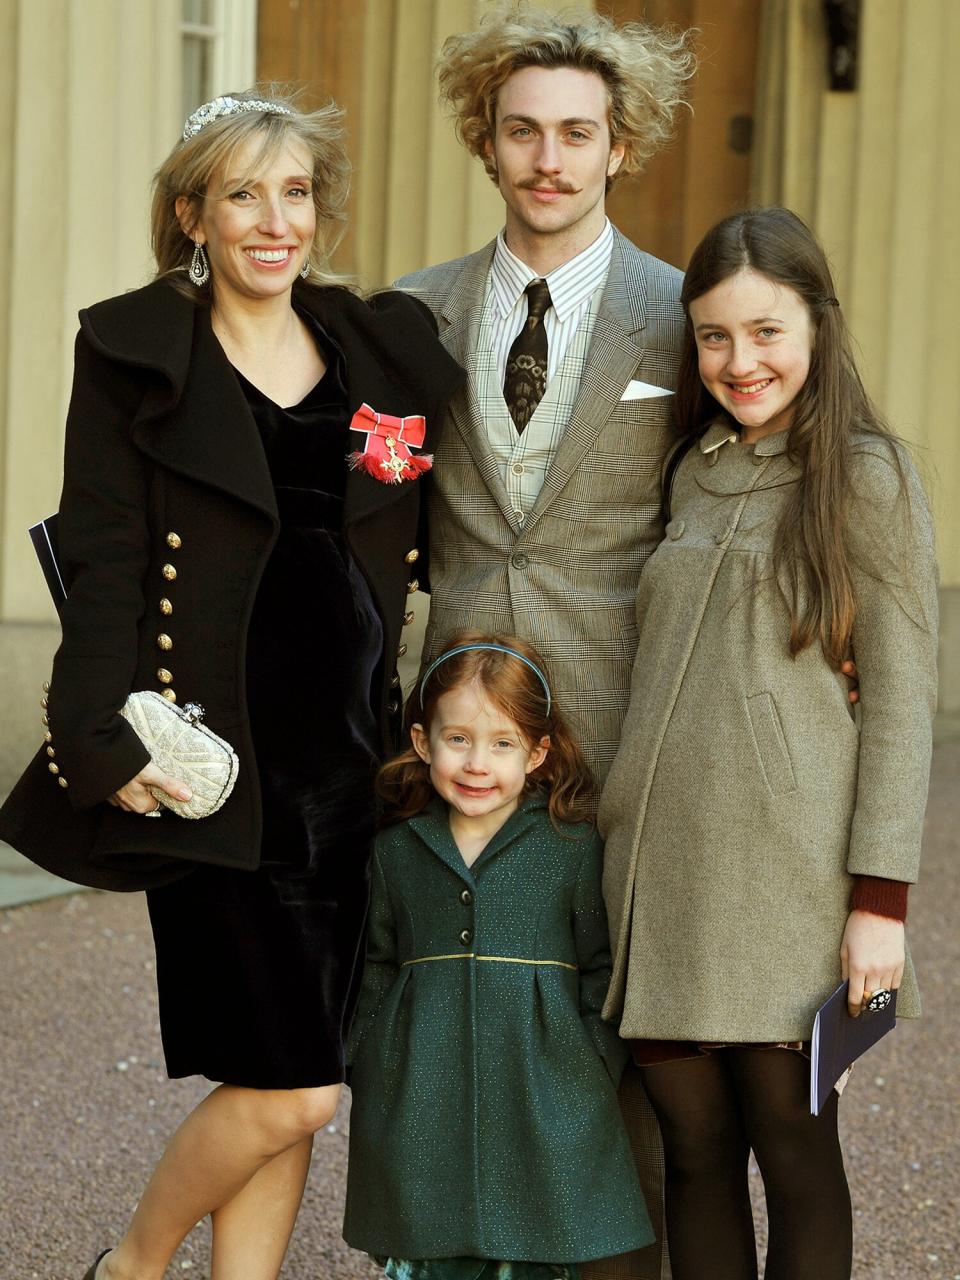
[378,630,595,827]
[676,206,907,667]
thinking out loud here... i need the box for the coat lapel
[525,233,648,531]
[132,310,279,524]
[436,243,519,530]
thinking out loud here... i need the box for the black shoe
[82,1249,111,1280]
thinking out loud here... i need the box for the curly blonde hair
[152,85,353,300]
[437,4,696,183]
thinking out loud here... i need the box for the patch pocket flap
[745,692,798,795]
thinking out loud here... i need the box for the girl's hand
[840,909,905,1017]
[109,762,192,815]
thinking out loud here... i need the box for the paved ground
[1,740,957,1280]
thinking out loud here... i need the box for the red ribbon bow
[347,402,432,485]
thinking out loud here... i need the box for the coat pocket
[745,692,798,796]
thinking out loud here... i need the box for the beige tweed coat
[599,422,939,1042]
[398,231,685,784]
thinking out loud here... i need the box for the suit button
[397,643,407,658]
[58,776,69,788]
[387,699,400,714]
[166,532,182,550]
[46,746,55,758]
[511,553,529,569]
[41,714,49,727]
[42,680,50,692]
[407,579,419,594]
[403,611,415,626]
[390,673,401,688]
[459,929,473,946]
[48,762,59,775]
[157,634,173,651]
[161,689,177,702]
[162,564,177,582]
[156,668,173,684]
[159,598,173,616]
[459,889,473,906]
[404,548,419,564]
[40,695,48,709]
[44,732,52,744]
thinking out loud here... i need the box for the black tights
[640,1048,852,1280]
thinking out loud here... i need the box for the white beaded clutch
[120,691,239,819]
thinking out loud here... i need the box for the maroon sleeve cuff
[850,875,909,922]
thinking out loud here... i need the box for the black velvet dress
[147,327,383,1089]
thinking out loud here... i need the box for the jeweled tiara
[181,95,293,142]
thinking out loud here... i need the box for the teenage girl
[599,207,938,1279]
[343,631,654,1280]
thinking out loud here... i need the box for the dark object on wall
[823,0,860,91]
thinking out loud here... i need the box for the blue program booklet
[810,980,897,1115]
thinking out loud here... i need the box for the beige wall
[0,0,182,625]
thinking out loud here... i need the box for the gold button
[42,680,50,692]
[406,579,419,594]
[159,598,173,616]
[403,611,415,626]
[387,699,400,714]
[397,643,407,658]
[156,668,173,685]
[41,714,49,727]
[166,532,182,550]
[44,731,52,743]
[162,564,177,582]
[157,634,173,651]
[48,762,59,775]
[40,695,48,709]
[390,674,401,688]
[161,689,177,702]
[58,776,68,789]
[404,549,419,564]
[46,746,55,758]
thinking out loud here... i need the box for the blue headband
[419,643,552,716]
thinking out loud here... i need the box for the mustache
[516,178,580,194]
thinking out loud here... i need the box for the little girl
[343,631,653,1280]
[600,207,938,1279]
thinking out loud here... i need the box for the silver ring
[143,807,162,818]
[866,988,892,1012]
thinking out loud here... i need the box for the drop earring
[299,259,310,280]
[189,240,210,287]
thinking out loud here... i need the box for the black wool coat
[0,279,463,891]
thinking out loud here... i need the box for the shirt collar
[488,219,614,323]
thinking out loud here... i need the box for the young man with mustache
[396,8,696,1278]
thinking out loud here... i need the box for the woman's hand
[840,909,905,1017]
[109,763,192,815]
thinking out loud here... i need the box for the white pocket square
[621,379,674,401]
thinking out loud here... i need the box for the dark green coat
[343,795,653,1264]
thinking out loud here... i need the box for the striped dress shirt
[486,218,615,383]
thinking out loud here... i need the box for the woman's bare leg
[99,1083,339,1280]
[209,1136,314,1280]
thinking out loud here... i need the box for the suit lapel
[436,243,520,531]
[526,233,648,530]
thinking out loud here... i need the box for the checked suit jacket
[398,229,685,786]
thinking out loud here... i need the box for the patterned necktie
[504,279,552,434]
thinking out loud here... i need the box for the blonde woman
[0,89,461,1280]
